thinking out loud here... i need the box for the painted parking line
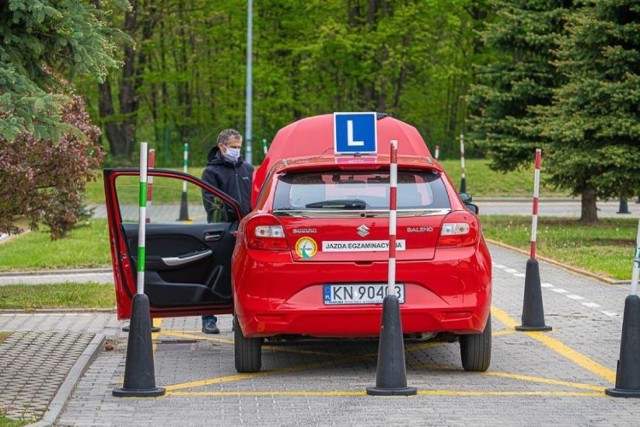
[152,305,614,398]
[491,307,615,384]
[167,390,601,397]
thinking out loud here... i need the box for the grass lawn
[481,215,638,281]
[0,219,111,271]
[0,283,115,310]
[0,416,28,427]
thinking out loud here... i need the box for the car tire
[459,314,492,372]
[234,316,262,373]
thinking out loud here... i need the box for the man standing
[200,129,254,334]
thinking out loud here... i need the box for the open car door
[104,168,242,319]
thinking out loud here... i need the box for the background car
[104,114,492,375]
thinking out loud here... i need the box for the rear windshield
[273,170,450,211]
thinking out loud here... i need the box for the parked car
[104,113,492,374]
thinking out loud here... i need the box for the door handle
[161,249,212,266]
[203,231,224,242]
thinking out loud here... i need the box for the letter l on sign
[347,120,364,146]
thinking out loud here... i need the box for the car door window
[112,173,238,309]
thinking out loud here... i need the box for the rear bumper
[233,244,492,338]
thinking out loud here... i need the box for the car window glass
[114,175,236,224]
[273,170,450,210]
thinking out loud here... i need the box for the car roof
[253,114,435,203]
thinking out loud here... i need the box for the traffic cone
[366,295,417,396]
[516,258,552,331]
[178,190,190,221]
[605,294,640,397]
[113,293,165,397]
[122,323,161,333]
[617,198,630,214]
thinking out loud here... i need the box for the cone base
[605,387,640,398]
[515,325,552,332]
[122,324,161,333]
[113,387,166,398]
[366,386,417,396]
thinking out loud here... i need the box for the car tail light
[437,211,479,247]
[244,215,289,250]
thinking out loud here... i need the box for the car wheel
[459,314,492,372]
[234,316,262,373]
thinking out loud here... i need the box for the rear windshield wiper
[305,199,367,209]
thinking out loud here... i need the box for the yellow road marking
[152,318,163,351]
[161,330,233,345]
[491,306,616,384]
[483,371,603,391]
[165,355,369,392]
[158,305,614,395]
[166,390,602,398]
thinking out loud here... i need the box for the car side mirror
[459,192,479,214]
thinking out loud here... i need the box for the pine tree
[0,0,129,140]
[468,0,574,171]
[535,0,640,222]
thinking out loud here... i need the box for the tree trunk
[96,0,141,158]
[579,185,599,224]
[97,80,127,156]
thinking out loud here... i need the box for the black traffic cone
[516,258,552,331]
[617,198,630,214]
[605,294,640,397]
[122,322,161,333]
[178,190,190,221]
[366,295,417,396]
[113,293,165,397]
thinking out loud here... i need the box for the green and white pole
[112,141,165,398]
[631,218,640,296]
[178,143,190,221]
[137,142,149,295]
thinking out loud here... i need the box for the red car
[104,114,492,374]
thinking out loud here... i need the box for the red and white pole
[459,134,466,193]
[434,145,440,160]
[388,140,398,299]
[145,149,155,223]
[530,149,542,259]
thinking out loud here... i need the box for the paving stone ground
[0,332,94,421]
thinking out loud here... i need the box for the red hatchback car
[104,114,492,374]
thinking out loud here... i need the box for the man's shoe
[202,319,220,334]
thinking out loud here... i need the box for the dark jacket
[201,145,254,222]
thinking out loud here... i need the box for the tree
[0,0,128,140]
[468,0,574,170]
[534,0,640,222]
[0,0,127,238]
[76,0,489,165]
[0,94,104,239]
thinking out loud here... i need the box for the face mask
[223,147,241,163]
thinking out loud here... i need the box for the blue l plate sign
[334,112,377,154]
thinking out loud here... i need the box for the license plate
[323,284,405,305]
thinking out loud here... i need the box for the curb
[27,333,106,427]
[0,268,112,278]
[0,308,116,314]
[486,239,628,285]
